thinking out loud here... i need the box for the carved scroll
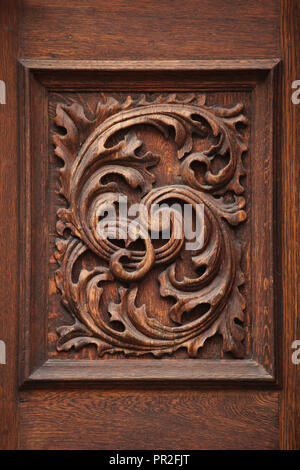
[53,94,248,358]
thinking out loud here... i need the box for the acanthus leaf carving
[52,93,248,359]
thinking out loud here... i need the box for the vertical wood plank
[280,0,300,450]
[0,0,20,449]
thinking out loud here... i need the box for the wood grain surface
[0,0,20,450]
[18,64,279,385]
[19,389,279,449]
[21,0,280,60]
[280,0,300,450]
[0,0,298,450]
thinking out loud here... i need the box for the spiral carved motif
[53,94,248,358]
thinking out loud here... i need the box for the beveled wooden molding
[27,359,273,383]
[18,58,281,91]
[18,59,281,385]
[19,58,281,71]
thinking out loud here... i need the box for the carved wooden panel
[51,93,248,360]
[19,60,279,383]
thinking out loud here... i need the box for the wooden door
[0,0,299,450]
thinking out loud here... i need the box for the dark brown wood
[280,0,300,450]
[53,93,248,358]
[21,0,280,60]
[26,359,274,383]
[20,58,281,71]
[19,63,49,383]
[0,0,298,450]
[19,389,279,450]
[18,60,279,385]
[0,0,20,450]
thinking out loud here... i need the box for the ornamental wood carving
[53,93,248,358]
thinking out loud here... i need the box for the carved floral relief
[52,93,248,358]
